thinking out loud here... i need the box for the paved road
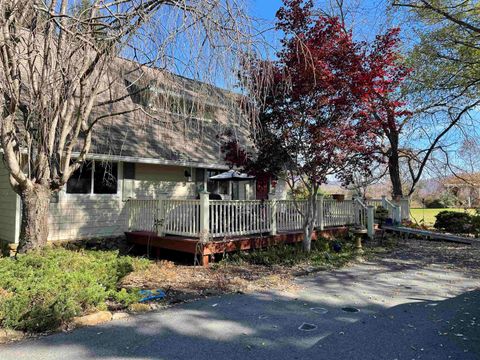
[1,252,479,360]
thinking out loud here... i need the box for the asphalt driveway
[1,241,479,360]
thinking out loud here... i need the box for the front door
[256,176,269,200]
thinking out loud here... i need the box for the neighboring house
[0,60,283,245]
[443,173,480,208]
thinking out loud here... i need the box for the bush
[425,199,446,208]
[0,248,149,332]
[375,206,389,223]
[433,211,473,233]
[221,237,358,268]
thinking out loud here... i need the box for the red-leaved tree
[228,0,408,251]
[367,29,412,199]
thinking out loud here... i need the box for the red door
[256,176,269,200]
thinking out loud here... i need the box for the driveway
[1,240,480,360]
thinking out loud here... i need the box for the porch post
[401,197,410,221]
[156,193,167,237]
[199,191,210,240]
[381,195,387,209]
[268,193,277,236]
[367,205,375,239]
[394,205,402,225]
[318,195,324,231]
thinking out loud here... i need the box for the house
[443,173,480,208]
[0,59,405,261]
[0,59,285,246]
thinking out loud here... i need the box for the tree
[367,29,412,199]
[0,0,252,252]
[389,0,480,196]
[231,0,404,252]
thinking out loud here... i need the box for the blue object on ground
[385,218,393,226]
[332,242,342,253]
[138,289,166,302]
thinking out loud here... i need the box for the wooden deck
[125,227,349,266]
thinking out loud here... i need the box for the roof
[81,58,252,168]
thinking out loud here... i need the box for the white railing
[162,199,200,237]
[323,199,355,227]
[367,197,410,221]
[128,199,159,232]
[127,194,407,240]
[383,198,401,224]
[399,198,410,221]
[366,199,382,209]
[277,200,307,231]
[210,200,271,237]
[354,198,368,229]
[354,198,375,239]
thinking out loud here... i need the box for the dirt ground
[121,238,480,305]
[121,261,300,303]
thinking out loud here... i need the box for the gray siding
[47,163,199,241]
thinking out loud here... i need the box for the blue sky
[246,0,480,175]
[247,0,404,57]
[251,0,284,20]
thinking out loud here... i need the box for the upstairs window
[67,161,118,195]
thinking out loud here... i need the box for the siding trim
[71,152,229,170]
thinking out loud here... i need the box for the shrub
[0,248,149,332]
[375,206,389,223]
[221,237,356,268]
[425,199,446,208]
[433,211,472,233]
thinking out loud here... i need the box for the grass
[410,208,476,227]
[0,248,150,332]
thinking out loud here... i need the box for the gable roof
[80,58,252,169]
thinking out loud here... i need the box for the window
[94,162,118,194]
[66,161,118,195]
[66,161,92,194]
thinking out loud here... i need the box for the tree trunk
[17,185,51,253]
[302,195,317,252]
[387,130,403,199]
[302,225,313,252]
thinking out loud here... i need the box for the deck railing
[128,199,159,232]
[210,200,271,237]
[127,194,409,240]
[276,200,307,231]
[162,199,200,237]
[324,199,355,227]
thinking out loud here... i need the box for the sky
[248,0,400,50]
[245,0,480,177]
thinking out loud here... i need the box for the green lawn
[410,208,475,227]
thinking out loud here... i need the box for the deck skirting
[125,227,349,266]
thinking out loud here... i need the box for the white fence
[323,199,355,227]
[128,195,409,240]
[128,199,159,232]
[277,200,307,231]
[210,200,271,237]
[163,199,200,237]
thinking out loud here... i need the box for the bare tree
[0,0,254,252]
[387,0,480,197]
